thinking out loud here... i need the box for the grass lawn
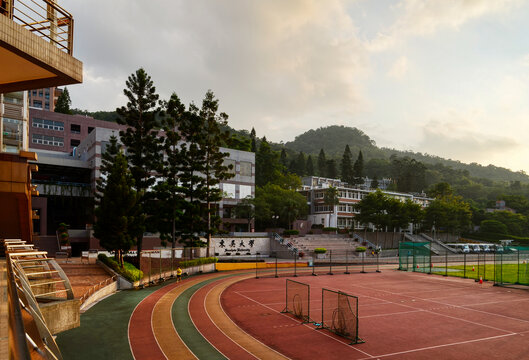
[431,263,529,284]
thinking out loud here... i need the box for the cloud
[368,0,522,51]
[416,112,521,168]
[66,0,370,142]
[387,56,408,79]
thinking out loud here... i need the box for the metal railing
[1,0,74,54]
[79,275,117,304]
[4,238,67,359]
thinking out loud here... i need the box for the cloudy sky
[65,0,529,173]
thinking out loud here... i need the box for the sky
[65,0,529,174]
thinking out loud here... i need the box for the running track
[57,268,529,359]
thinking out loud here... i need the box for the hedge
[179,257,218,268]
[98,253,143,282]
[282,230,299,236]
[323,227,337,232]
[355,246,367,252]
[314,248,327,254]
[462,232,529,243]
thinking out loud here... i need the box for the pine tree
[317,149,326,177]
[280,148,288,172]
[250,127,257,153]
[326,159,337,179]
[256,137,281,187]
[177,103,207,248]
[197,90,234,256]
[94,136,139,268]
[116,68,161,261]
[54,87,72,114]
[341,145,354,184]
[371,175,379,189]
[306,155,314,176]
[153,93,186,250]
[295,152,306,176]
[353,150,364,185]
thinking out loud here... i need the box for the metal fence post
[255,253,259,279]
[275,255,278,278]
[345,250,350,274]
[328,250,333,275]
[294,251,298,277]
[376,252,381,273]
[171,248,174,278]
[463,253,467,278]
[517,250,520,284]
[149,252,152,284]
[312,252,317,276]
[361,252,366,273]
[444,249,448,277]
[159,250,162,282]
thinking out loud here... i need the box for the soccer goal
[282,279,312,323]
[320,288,363,344]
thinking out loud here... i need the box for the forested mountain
[284,125,529,184]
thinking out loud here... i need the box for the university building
[27,109,255,255]
[299,176,431,230]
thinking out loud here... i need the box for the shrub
[323,227,337,232]
[283,230,299,236]
[314,248,327,254]
[97,253,143,282]
[355,246,367,252]
[179,257,218,268]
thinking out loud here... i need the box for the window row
[222,183,253,199]
[223,160,253,176]
[32,118,64,131]
[32,134,64,147]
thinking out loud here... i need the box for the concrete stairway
[287,235,362,258]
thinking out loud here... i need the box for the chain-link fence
[135,248,214,286]
[399,242,529,286]
[255,249,396,278]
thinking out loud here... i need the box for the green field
[431,263,529,284]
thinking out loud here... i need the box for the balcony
[0,0,82,93]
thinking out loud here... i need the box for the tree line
[93,69,232,267]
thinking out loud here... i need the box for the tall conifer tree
[94,136,139,268]
[317,149,326,177]
[54,87,72,114]
[197,90,234,256]
[353,150,364,185]
[341,145,354,184]
[306,155,314,176]
[116,68,161,261]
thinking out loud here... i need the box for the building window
[44,102,50,110]
[88,127,94,134]
[32,134,64,147]
[223,183,236,198]
[38,90,43,97]
[240,161,252,176]
[32,90,37,96]
[239,185,252,199]
[32,118,64,131]
[70,139,81,147]
[70,124,81,134]
[33,100,43,109]
[224,159,236,174]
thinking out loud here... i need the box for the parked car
[481,244,491,252]
[462,245,470,253]
[472,244,481,253]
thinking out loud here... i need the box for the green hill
[283,125,529,184]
